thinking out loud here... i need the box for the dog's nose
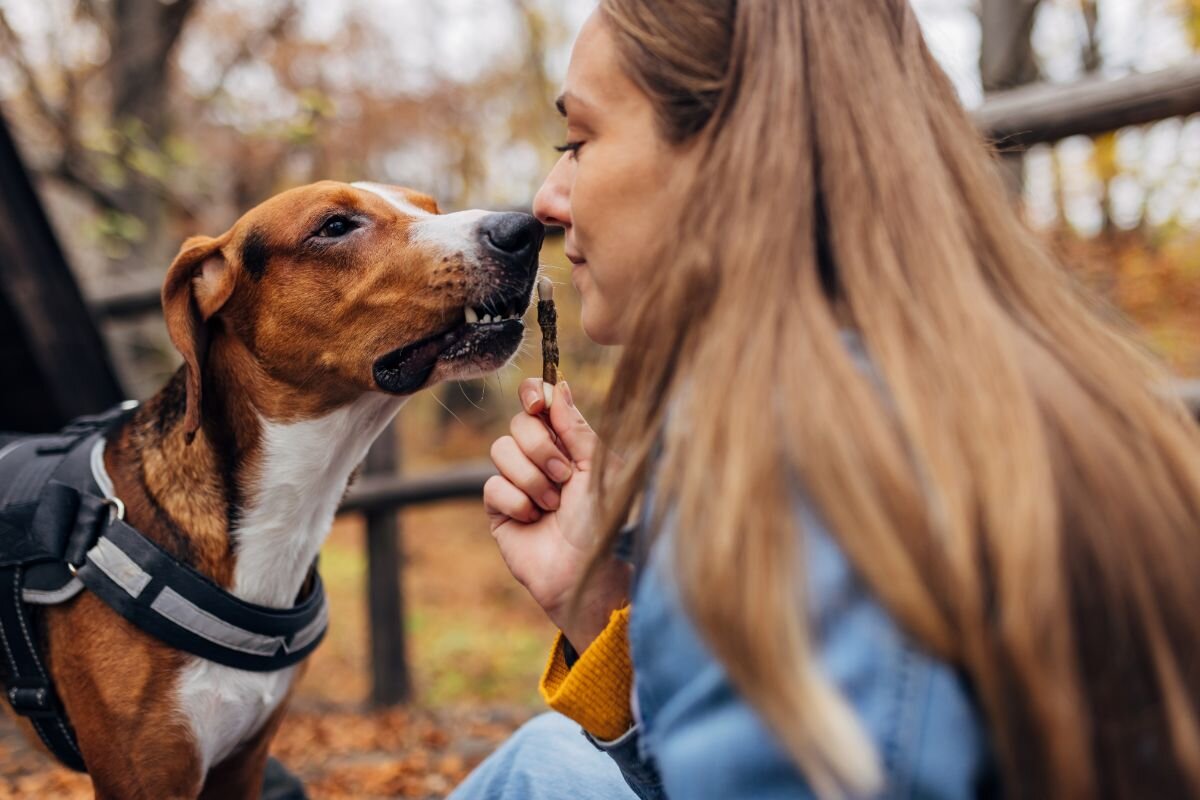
[480,212,544,266]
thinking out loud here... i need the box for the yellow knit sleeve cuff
[538,606,634,741]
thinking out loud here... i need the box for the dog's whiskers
[431,391,466,427]
[457,380,487,412]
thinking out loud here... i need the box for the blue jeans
[449,713,637,800]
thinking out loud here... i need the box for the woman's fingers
[490,435,562,511]
[515,379,598,471]
[514,379,603,471]
[483,474,542,525]
[510,412,573,483]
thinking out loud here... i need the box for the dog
[5,180,542,798]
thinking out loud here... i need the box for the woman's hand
[484,379,632,653]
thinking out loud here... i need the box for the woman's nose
[533,156,572,230]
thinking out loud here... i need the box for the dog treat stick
[537,277,559,405]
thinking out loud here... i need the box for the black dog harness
[0,404,328,771]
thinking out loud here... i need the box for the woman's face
[533,10,699,346]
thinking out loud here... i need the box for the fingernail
[561,381,574,407]
[547,458,572,482]
[523,389,540,410]
[541,491,561,511]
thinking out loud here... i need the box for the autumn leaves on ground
[0,501,556,799]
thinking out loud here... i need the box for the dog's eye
[316,216,356,239]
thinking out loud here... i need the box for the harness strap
[0,564,86,771]
[0,406,133,772]
[17,438,330,673]
[0,402,330,774]
[75,517,327,673]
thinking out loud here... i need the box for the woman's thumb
[548,382,598,469]
[519,377,547,415]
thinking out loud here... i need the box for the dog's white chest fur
[176,394,405,773]
[176,661,296,772]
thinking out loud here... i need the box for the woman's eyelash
[555,141,583,154]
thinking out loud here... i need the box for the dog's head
[162,180,543,439]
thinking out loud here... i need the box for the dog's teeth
[465,307,479,324]
[481,314,493,324]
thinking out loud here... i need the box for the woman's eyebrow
[555,91,596,119]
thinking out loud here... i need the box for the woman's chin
[582,317,625,347]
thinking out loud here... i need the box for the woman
[454,1,1200,798]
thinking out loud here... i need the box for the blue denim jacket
[592,500,997,800]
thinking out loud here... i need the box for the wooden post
[980,0,1041,94]
[363,420,412,706]
[980,0,1042,195]
[0,111,124,431]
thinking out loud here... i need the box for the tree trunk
[108,0,194,140]
[980,0,1042,194]
[105,0,199,272]
[1078,0,1115,233]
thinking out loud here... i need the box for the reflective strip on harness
[87,536,151,597]
[22,579,85,605]
[150,586,327,658]
[74,519,327,673]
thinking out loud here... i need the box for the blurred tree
[1184,0,1200,49]
[103,0,201,256]
[980,0,1042,91]
[0,0,302,269]
[980,0,1042,192]
[1039,0,1200,372]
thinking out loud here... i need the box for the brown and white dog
[25,181,542,798]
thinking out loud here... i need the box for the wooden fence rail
[974,60,1200,149]
[341,462,498,514]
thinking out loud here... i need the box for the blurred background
[0,0,1198,797]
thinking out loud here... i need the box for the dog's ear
[161,234,235,444]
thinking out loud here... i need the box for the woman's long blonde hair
[588,1,1200,797]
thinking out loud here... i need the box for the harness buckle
[100,496,125,524]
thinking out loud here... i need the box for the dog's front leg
[75,704,205,800]
[82,731,204,800]
[45,599,206,799]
